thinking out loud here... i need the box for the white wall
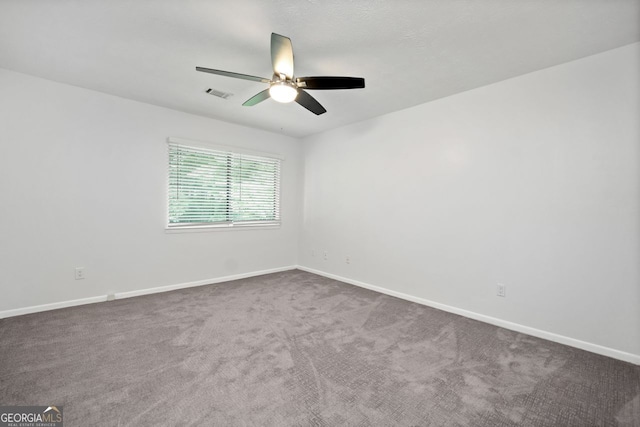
[299,43,640,359]
[0,69,301,313]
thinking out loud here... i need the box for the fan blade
[243,89,271,106]
[297,76,365,90]
[271,33,294,79]
[295,89,326,115]
[196,67,270,83]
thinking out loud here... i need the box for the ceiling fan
[196,33,365,115]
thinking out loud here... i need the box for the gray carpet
[1,270,638,426]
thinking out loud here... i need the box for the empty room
[1,1,639,426]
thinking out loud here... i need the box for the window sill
[165,223,281,233]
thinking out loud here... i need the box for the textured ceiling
[1,0,638,138]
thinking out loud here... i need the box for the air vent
[206,88,233,99]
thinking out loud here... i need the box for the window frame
[165,137,283,232]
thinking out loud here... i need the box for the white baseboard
[0,265,297,319]
[296,265,640,366]
[114,265,297,299]
[0,295,108,319]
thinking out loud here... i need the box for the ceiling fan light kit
[197,33,365,115]
[269,80,298,103]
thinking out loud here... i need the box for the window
[167,139,281,229]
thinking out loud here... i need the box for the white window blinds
[168,141,281,228]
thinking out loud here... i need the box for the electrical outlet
[75,267,85,280]
[323,251,328,261]
[496,283,506,297]
[345,256,351,264]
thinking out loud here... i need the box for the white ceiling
[1,1,638,138]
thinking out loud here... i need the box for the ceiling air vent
[206,88,233,99]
